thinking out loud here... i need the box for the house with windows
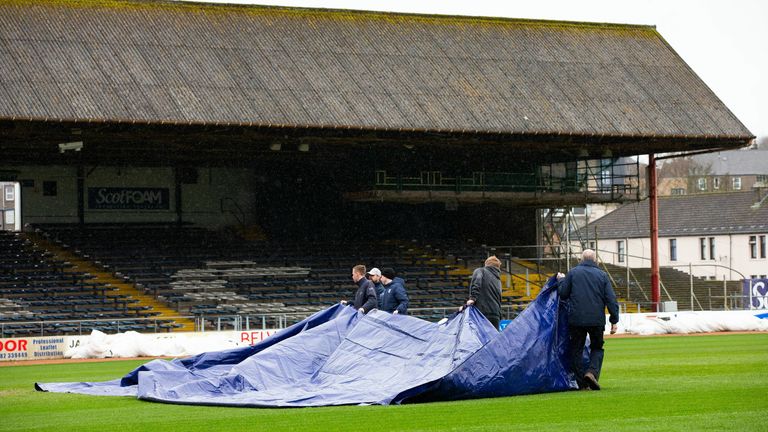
[658,147,768,196]
[574,190,768,280]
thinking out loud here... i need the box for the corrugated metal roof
[0,0,754,140]
[578,191,768,239]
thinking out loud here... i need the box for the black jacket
[469,265,502,319]
[558,260,619,326]
[352,277,378,313]
[379,277,409,314]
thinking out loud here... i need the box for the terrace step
[23,232,195,332]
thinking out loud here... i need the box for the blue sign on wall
[87,187,170,210]
[743,279,768,310]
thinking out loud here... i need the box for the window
[733,177,742,190]
[671,188,686,196]
[700,238,707,260]
[757,175,768,184]
[599,159,612,192]
[709,237,716,260]
[697,178,707,191]
[709,276,717,280]
[588,241,595,250]
[669,239,677,261]
[4,186,13,201]
[749,236,768,259]
[713,177,720,190]
[4,210,13,225]
[617,240,625,263]
[750,236,758,259]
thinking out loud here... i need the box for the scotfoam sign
[88,187,169,210]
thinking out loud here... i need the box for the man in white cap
[367,267,384,300]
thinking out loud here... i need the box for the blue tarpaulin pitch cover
[36,278,578,406]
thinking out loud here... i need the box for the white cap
[367,267,381,276]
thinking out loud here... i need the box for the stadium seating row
[3,225,527,335]
[0,230,170,337]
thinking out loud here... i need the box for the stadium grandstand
[0,0,754,339]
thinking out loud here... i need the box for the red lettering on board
[0,339,28,352]
[239,331,277,345]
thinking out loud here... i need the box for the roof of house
[0,0,754,142]
[577,191,768,239]
[691,149,768,176]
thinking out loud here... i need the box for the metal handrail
[2,297,657,339]
[625,266,650,302]
[484,243,742,311]
[199,304,532,332]
[0,315,194,326]
[0,315,196,338]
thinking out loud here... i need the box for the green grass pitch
[0,333,765,432]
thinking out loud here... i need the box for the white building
[657,147,768,196]
[574,190,768,281]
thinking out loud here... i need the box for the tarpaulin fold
[36,278,578,406]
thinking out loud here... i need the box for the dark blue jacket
[373,281,385,301]
[379,277,409,314]
[352,278,378,313]
[558,260,619,327]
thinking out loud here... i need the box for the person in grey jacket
[378,268,409,314]
[341,264,377,313]
[464,256,503,330]
[557,249,619,390]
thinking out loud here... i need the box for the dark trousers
[567,325,605,387]
[486,315,500,331]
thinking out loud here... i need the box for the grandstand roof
[0,0,754,149]
[577,190,768,239]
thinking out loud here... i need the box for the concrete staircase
[503,259,549,300]
[25,232,196,332]
[507,258,643,311]
[408,244,532,310]
[599,262,741,311]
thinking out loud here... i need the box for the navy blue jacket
[558,260,619,326]
[379,277,409,314]
[373,281,385,301]
[352,278,378,313]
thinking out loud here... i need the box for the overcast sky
[190,0,767,139]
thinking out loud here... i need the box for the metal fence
[0,316,195,338]
[483,243,757,312]
[197,305,526,332]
